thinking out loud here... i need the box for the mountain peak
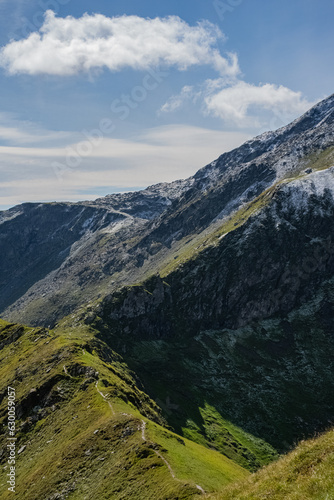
[0,94,333,328]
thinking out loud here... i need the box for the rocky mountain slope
[0,179,192,325]
[0,94,333,327]
[96,270,334,454]
[78,94,334,457]
[0,94,334,498]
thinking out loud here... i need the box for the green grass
[120,336,278,473]
[196,403,277,469]
[0,319,246,499]
[147,421,248,493]
[300,145,334,173]
[205,428,334,500]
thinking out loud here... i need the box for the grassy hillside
[0,320,247,499]
[205,428,334,500]
[1,320,333,499]
[104,332,279,471]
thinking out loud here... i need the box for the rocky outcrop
[0,94,333,329]
[100,168,334,338]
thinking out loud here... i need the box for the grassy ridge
[0,320,247,499]
[205,428,334,500]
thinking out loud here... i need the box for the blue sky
[0,0,333,209]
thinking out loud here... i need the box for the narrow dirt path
[140,420,176,479]
[95,380,116,416]
[141,419,147,441]
[94,383,204,494]
[140,420,205,493]
[196,484,205,494]
[63,365,73,378]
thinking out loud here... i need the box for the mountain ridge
[0,93,334,498]
[1,93,333,328]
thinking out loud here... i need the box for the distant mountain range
[0,94,333,499]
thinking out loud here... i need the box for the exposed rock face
[0,94,333,327]
[100,168,334,336]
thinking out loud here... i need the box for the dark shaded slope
[93,168,334,452]
[100,170,334,337]
[0,203,125,312]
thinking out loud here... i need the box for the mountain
[1,94,333,328]
[0,94,334,498]
[0,319,248,499]
[0,179,192,326]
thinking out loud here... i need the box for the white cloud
[0,125,250,209]
[160,79,315,129]
[159,85,198,113]
[204,80,314,127]
[0,10,239,77]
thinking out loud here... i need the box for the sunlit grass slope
[205,428,334,500]
[0,320,247,499]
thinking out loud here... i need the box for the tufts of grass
[204,428,334,500]
[0,319,246,499]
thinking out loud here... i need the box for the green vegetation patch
[0,319,246,499]
[205,428,334,500]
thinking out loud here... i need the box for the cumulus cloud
[161,79,315,129]
[0,10,239,77]
[204,80,314,127]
